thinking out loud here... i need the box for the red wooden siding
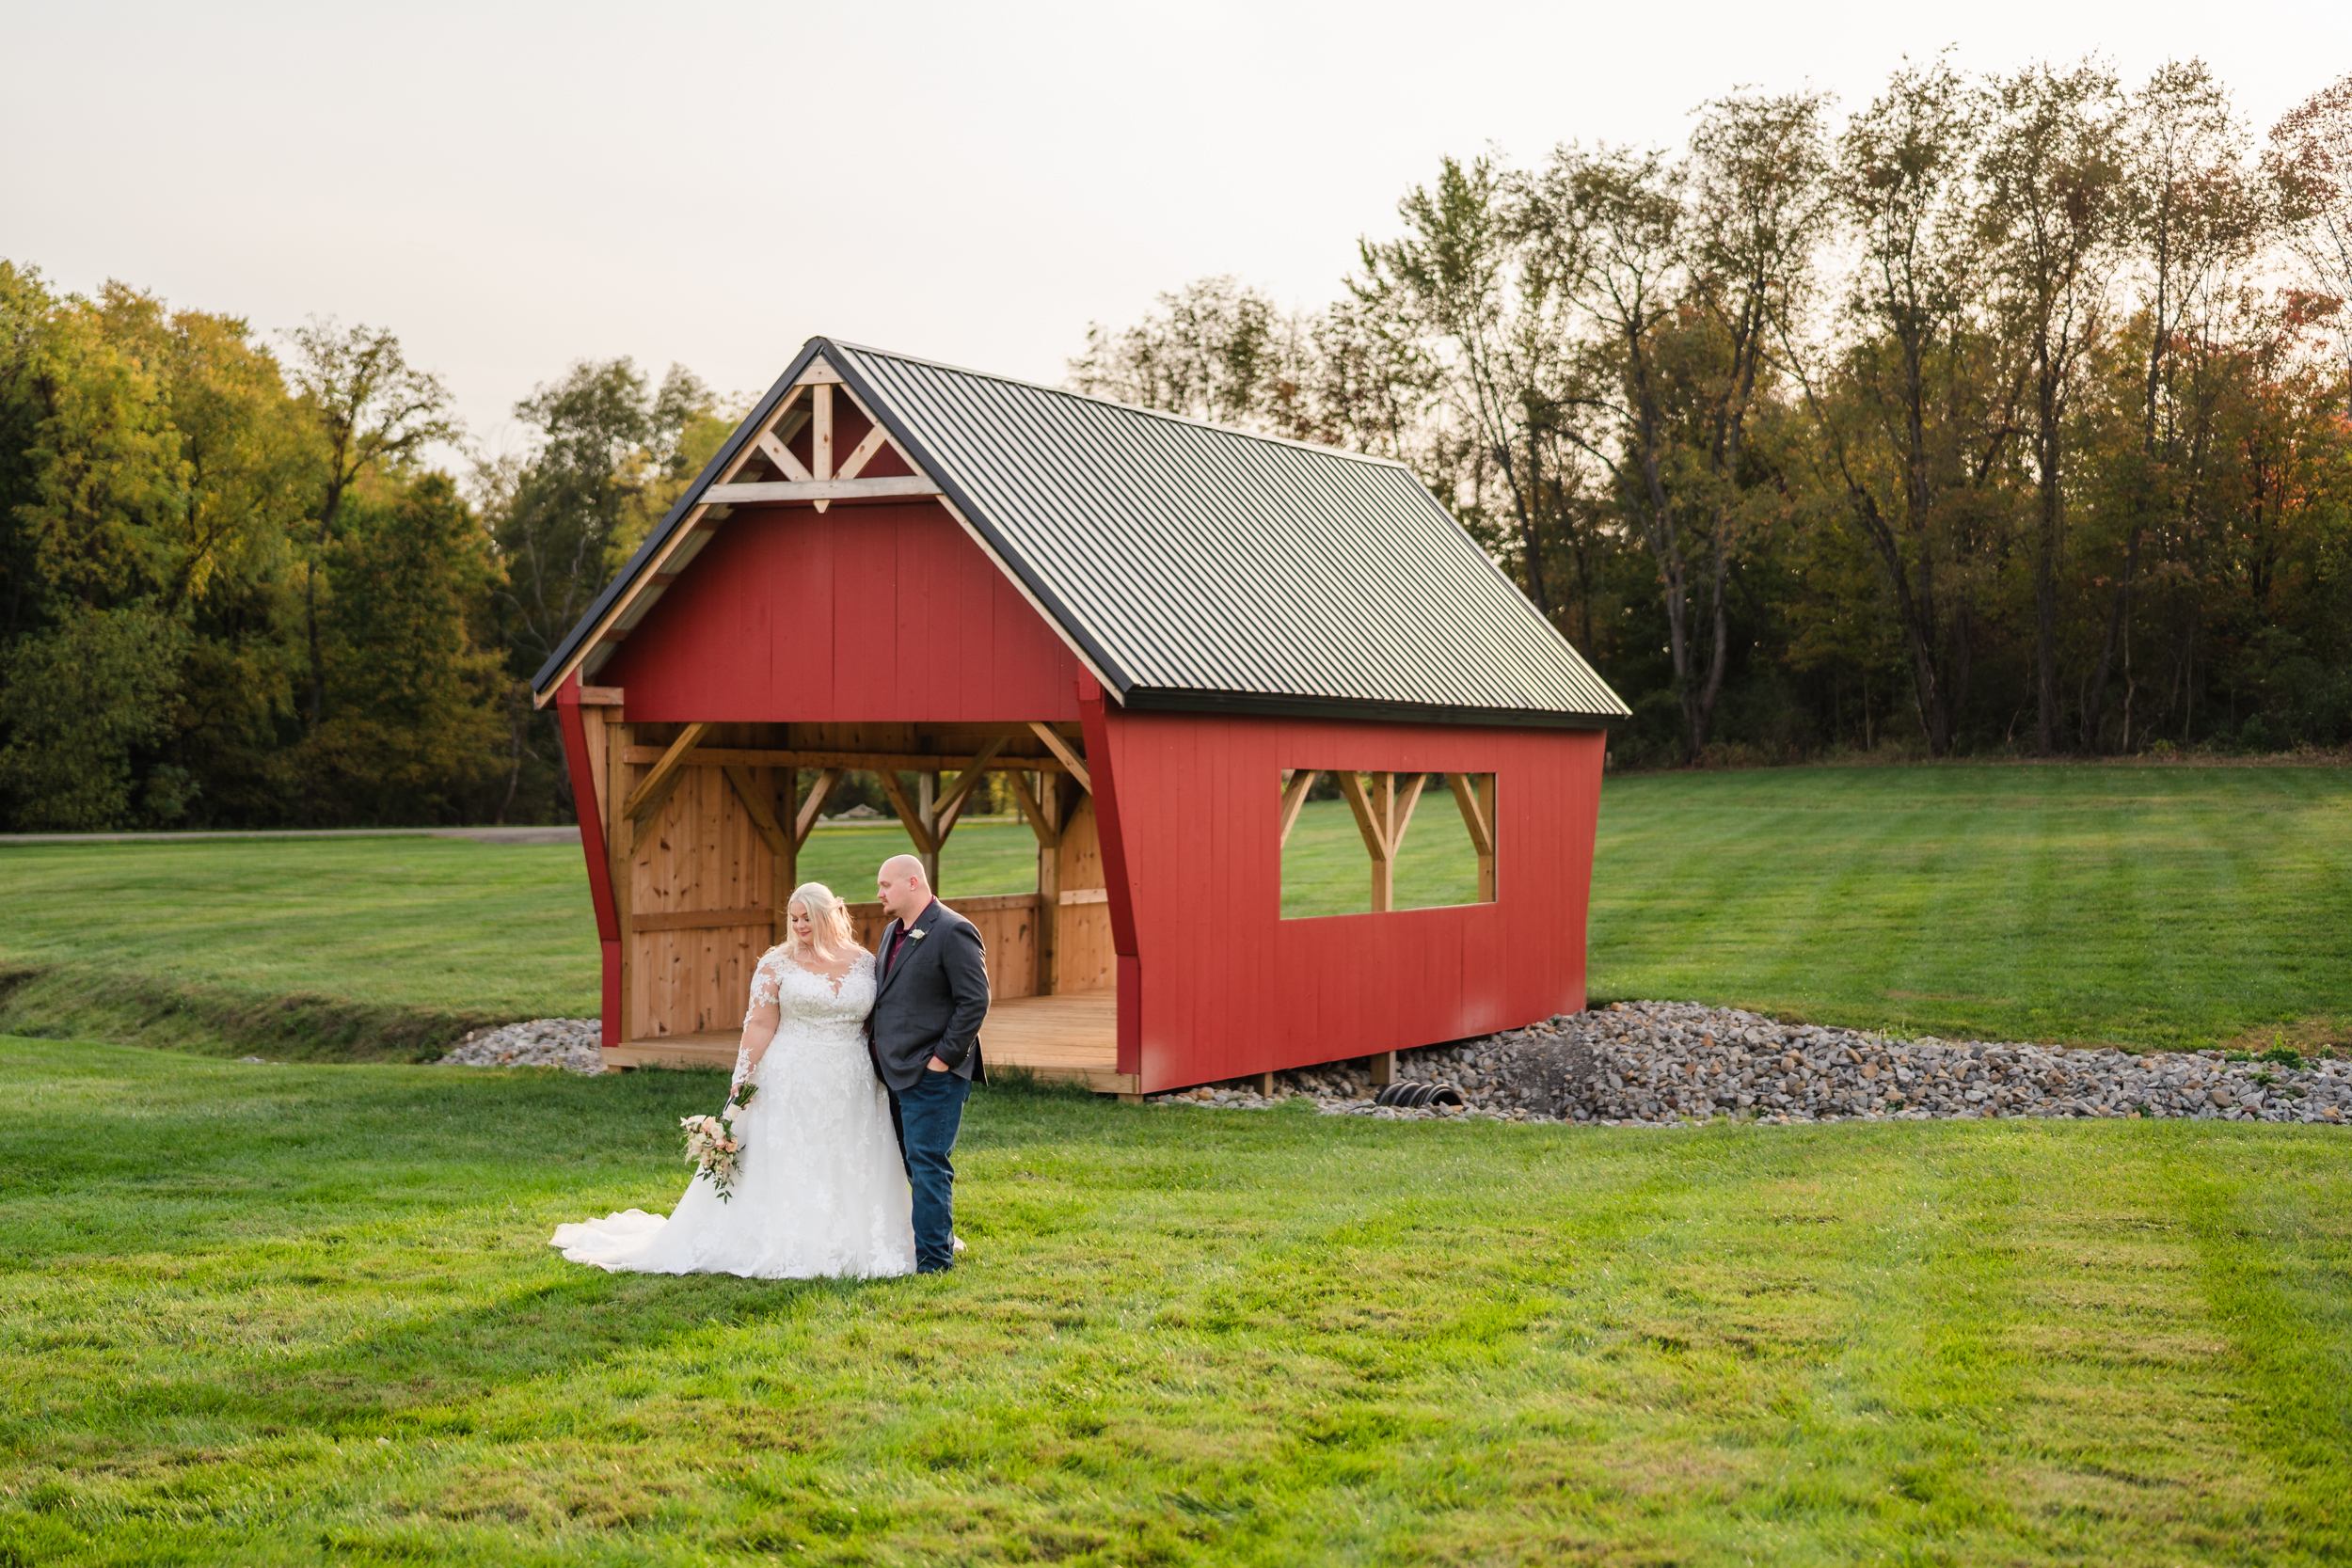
[1101,708,1604,1094]
[601,501,1089,724]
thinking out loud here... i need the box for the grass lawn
[3,766,2347,1053]
[1584,766,2352,1051]
[4,1037,2347,1565]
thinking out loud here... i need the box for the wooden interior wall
[1054,795,1113,993]
[845,895,1039,1001]
[612,717,1074,1038]
[629,757,774,1038]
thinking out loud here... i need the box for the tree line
[0,267,739,831]
[1073,57,2352,765]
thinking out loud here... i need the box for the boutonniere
[907,928,928,942]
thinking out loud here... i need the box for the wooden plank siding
[600,502,1089,725]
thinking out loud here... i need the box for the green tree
[0,604,189,829]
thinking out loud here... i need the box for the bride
[548,881,916,1278]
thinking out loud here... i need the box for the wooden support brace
[755,430,813,483]
[721,765,789,858]
[931,736,1009,843]
[1025,721,1090,793]
[1279,768,1319,847]
[1335,770,1385,861]
[625,721,710,823]
[793,767,845,847]
[1007,769,1057,847]
[836,421,890,480]
[1447,772,1494,856]
[875,769,939,858]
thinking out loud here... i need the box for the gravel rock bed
[438,1018,604,1075]
[1148,1000,2351,1126]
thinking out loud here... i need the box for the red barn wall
[600,501,1089,723]
[1102,709,1604,1094]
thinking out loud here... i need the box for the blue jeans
[890,1069,970,1273]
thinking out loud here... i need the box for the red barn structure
[531,340,1627,1095]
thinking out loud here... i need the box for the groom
[870,854,990,1274]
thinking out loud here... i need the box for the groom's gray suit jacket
[868,898,990,1092]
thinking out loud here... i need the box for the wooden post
[775,768,798,946]
[1369,1051,1396,1087]
[918,770,941,891]
[875,769,940,890]
[1475,772,1496,901]
[1038,772,1063,994]
[605,720,634,1048]
[1257,1070,1277,1098]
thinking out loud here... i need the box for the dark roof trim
[1118,686,1623,731]
[821,343,1139,699]
[530,338,829,696]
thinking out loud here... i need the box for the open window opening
[1279,769,1496,919]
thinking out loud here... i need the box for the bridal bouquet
[681,1082,758,1202]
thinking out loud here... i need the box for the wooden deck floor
[599,990,1131,1094]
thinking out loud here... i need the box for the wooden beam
[705,474,943,504]
[836,421,890,480]
[631,906,775,933]
[1057,887,1109,905]
[793,767,844,847]
[579,686,625,706]
[619,745,1069,773]
[1279,768,1319,847]
[1025,721,1090,793]
[624,721,711,823]
[874,769,938,858]
[755,430,814,483]
[721,765,788,858]
[1447,771,1494,856]
[932,736,1009,843]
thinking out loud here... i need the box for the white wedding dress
[548,948,915,1278]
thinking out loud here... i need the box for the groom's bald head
[877,855,931,922]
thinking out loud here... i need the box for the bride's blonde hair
[780,880,859,963]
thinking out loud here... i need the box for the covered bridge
[531,339,1627,1095]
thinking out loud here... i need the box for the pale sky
[5,0,2345,462]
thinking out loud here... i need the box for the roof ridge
[822,338,1417,473]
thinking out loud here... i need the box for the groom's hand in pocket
[927,1056,950,1072]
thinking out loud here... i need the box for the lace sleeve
[745,952,784,1024]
